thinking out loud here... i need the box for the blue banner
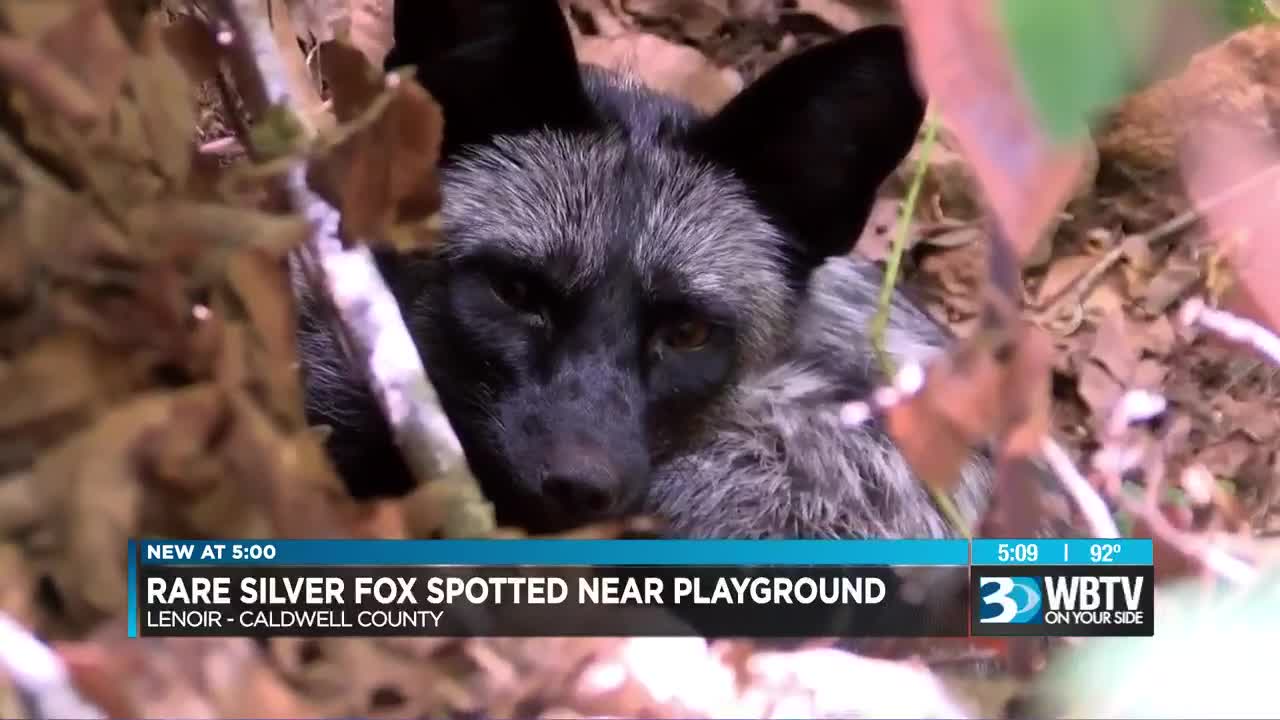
[971,539,1153,566]
[133,538,971,566]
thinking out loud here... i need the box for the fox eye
[491,275,537,313]
[658,318,713,351]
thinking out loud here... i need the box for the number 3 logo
[980,577,1020,623]
[979,577,1041,623]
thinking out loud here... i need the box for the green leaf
[1220,0,1280,28]
[998,0,1161,141]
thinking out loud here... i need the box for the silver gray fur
[647,256,992,538]
[298,50,993,539]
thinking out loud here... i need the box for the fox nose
[541,441,630,520]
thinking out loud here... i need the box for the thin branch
[1116,492,1260,586]
[872,107,939,378]
[1039,437,1120,538]
[1181,296,1280,367]
[0,613,106,720]
[211,0,492,535]
[1032,161,1280,318]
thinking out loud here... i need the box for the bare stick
[1115,493,1259,586]
[1180,297,1280,367]
[211,0,492,534]
[0,613,106,720]
[1039,437,1120,539]
[1033,161,1280,319]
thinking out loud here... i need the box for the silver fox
[296,0,991,538]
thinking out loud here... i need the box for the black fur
[296,0,989,538]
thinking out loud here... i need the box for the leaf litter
[0,0,1279,718]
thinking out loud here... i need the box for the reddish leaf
[308,40,445,247]
[899,0,1092,260]
[1181,118,1280,333]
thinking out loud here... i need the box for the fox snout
[539,436,646,521]
[489,361,651,532]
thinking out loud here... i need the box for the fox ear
[384,0,598,158]
[688,25,925,273]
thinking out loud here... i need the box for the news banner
[129,538,1154,638]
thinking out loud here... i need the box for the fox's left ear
[383,0,597,159]
[688,25,924,273]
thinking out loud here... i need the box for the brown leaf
[1142,259,1201,315]
[222,247,304,420]
[309,41,445,245]
[161,13,226,85]
[1089,313,1140,384]
[126,14,198,185]
[62,630,320,719]
[899,0,1092,260]
[27,387,242,628]
[3,0,132,124]
[794,0,867,33]
[0,334,132,463]
[883,321,1053,500]
[1132,358,1168,390]
[1076,360,1124,420]
[1194,434,1257,480]
[57,641,141,718]
[346,0,395,66]
[1033,255,1096,307]
[0,35,100,125]
[0,544,38,629]
[219,390,354,539]
[576,32,743,114]
[622,0,729,39]
[1139,315,1178,357]
[1176,27,1280,332]
[1214,397,1279,442]
[318,37,384,122]
[267,0,332,137]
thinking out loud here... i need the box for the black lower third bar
[136,564,972,638]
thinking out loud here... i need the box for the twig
[210,0,493,535]
[1180,297,1280,367]
[0,613,106,720]
[199,136,245,155]
[871,108,939,378]
[1032,160,1280,318]
[1116,493,1259,586]
[1039,437,1120,538]
[1105,389,1167,440]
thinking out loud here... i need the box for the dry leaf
[576,32,743,114]
[3,0,132,124]
[793,0,866,33]
[899,0,1092,260]
[309,41,445,246]
[161,13,225,85]
[1089,313,1140,384]
[347,0,395,66]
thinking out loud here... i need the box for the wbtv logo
[973,570,1153,636]
[978,577,1042,624]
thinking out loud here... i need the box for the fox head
[312,0,926,534]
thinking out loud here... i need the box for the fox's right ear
[384,0,598,157]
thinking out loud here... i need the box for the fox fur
[295,0,991,538]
